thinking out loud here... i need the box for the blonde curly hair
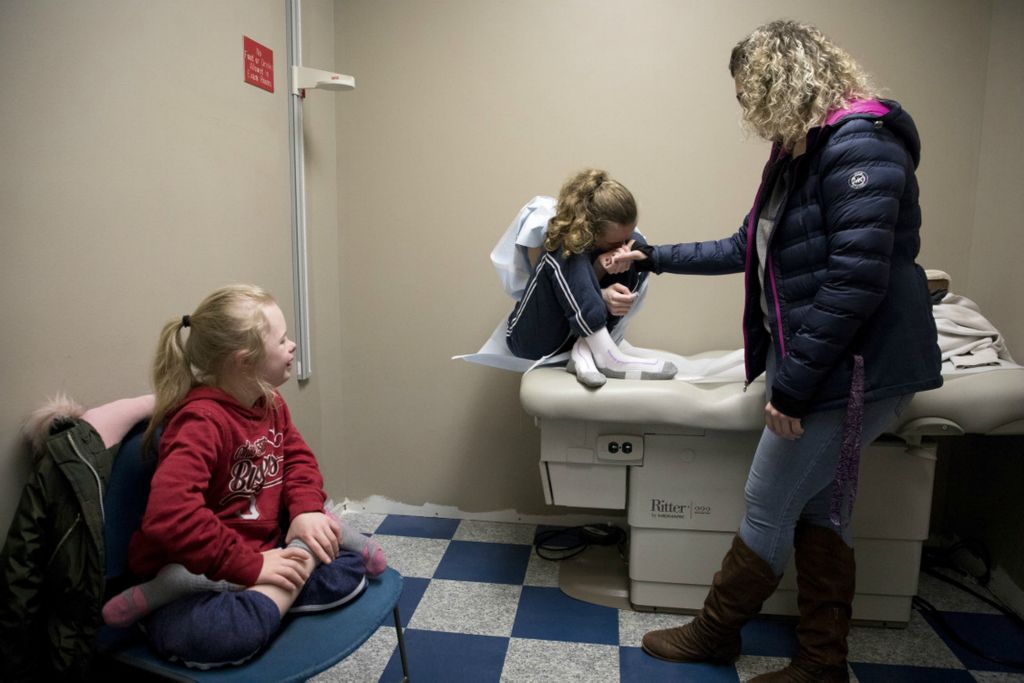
[544,169,637,257]
[729,20,876,150]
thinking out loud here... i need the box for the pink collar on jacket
[825,99,890,126]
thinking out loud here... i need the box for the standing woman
[633,20,942,681]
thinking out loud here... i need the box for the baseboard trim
[340,495,626,528]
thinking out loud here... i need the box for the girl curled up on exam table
[504,168,678,387]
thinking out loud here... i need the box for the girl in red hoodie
[104,284,385,668]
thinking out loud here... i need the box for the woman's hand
[602,283,637,316]
[765,401,804,440]
[258,547,313,590]
[286,511,341,564]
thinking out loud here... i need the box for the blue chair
[96,423,410,682]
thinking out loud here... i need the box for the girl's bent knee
[144,590,281,668]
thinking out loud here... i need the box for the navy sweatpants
[143,552,366,669]
[505,234,647,360]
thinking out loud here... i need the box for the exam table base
[541,421,936,626]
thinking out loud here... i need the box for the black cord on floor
[914,539,1024,670]
[533,524,627,561]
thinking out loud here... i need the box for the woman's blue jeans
[738,355,913,576]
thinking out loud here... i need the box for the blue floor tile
[373,514,460,539]
[511,586,619,645]
[387,575,429,628]
[379,629,509,683]
[620,647,740,682]
[919,609,1024,672]
[740,617,800,657]
[849,662,976,682]
[353,515,1024,682]
[433,540,532,585]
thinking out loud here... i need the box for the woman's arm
[612,223,749,276]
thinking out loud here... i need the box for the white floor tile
[372,534,449,579]
[501,637,620,682]
[409,578,522,637]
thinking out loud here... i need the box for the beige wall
[0,0,341,536]
[968,0,1024,360]
[1,1,1019,539]
[333,0,1014,514]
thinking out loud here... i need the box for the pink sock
[101,564,239,627]
[361,538,387,577]
[102,585,150,628]
[324,502,387,576]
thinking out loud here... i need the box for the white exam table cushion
[520,349,1024,438]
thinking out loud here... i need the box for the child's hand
[608,240,647,270]
[286,511,341,564]
[598,241,634,275]
[602,283,637,316]
[258,547,313,590]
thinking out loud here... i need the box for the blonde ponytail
[143,318,195,453]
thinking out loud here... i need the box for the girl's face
[595,222,636,251]
[258,303,296,388]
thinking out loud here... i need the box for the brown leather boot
[642,535,781,663]
[751,524,855,682]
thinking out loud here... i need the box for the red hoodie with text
[127,386,326,586]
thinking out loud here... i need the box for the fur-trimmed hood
[23,392,85,455]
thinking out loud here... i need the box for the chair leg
[393,605,410,682]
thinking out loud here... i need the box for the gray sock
[102,563,241,627]
[290,518,387,576]
[288,538,323,567]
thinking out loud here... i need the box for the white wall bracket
[291,66,355,95]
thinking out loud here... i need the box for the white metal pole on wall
[286,0,312,381]
[286,0,355,381]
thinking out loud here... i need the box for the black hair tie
[181,315,191,328]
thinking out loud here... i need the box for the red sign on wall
[243,36,274,93]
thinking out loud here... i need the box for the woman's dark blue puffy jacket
[646,99,942,417]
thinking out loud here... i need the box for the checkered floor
[310,514,1024,682]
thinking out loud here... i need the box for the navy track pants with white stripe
[505,247,646,360]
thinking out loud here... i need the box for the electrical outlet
[596,434,644,463]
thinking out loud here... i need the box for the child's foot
[360,537,387,577]
[324,503,388,576]
[583,327,677,380]
[102,583,151,628]
[568,339,606,387]
[592,348,677,380]
[102,564,239,627]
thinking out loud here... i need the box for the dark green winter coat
[0,419,116,682]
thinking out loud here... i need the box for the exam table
[475,220,1021,624]
[520,352,1024,625]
